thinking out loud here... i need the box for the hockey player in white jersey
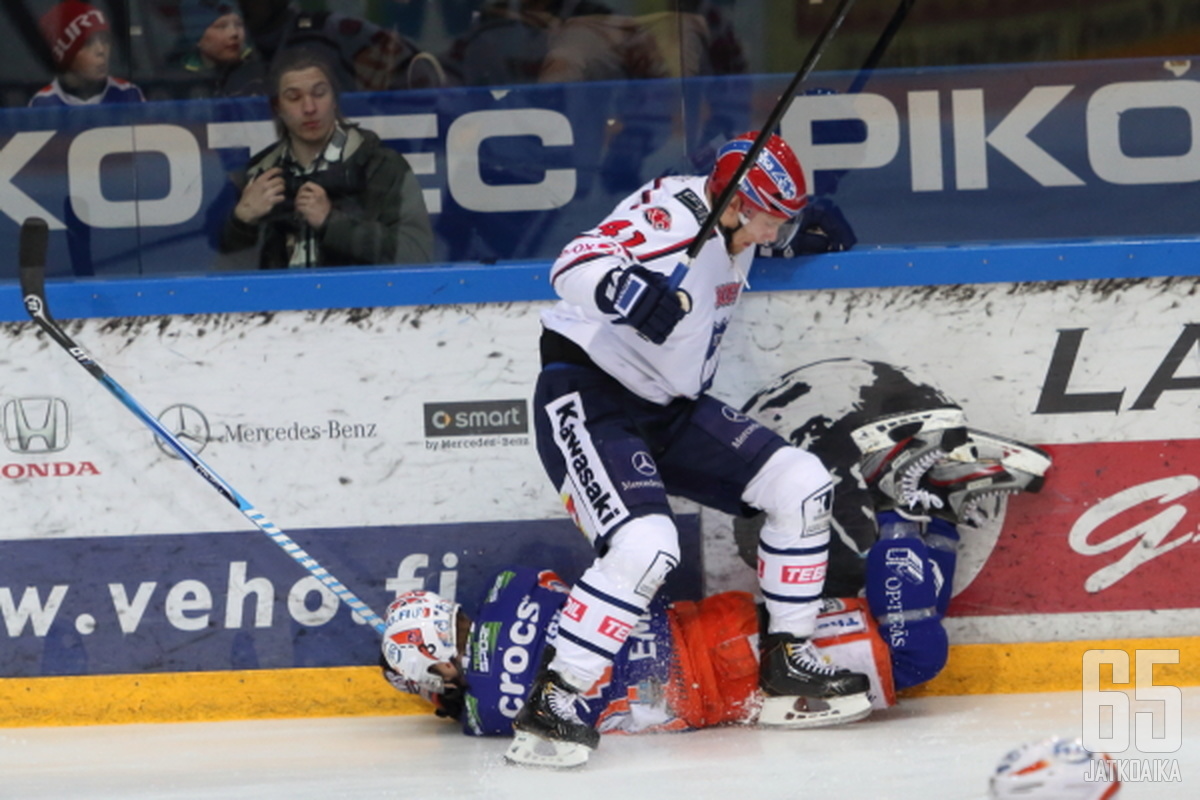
[510,132,864,768]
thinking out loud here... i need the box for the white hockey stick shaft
[18,217,387,635]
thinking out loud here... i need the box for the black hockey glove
[597,264,688,345]
[793,197,857,254]
[434,684,466,721]
[759,197,857,257]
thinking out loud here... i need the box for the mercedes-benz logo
[631,450,657,476]
[721,406,751,423]
[155,404,210,458]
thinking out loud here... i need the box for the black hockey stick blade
[19,216,100,379]
[19,217,50,309]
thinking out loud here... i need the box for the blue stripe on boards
[3,238,1198,322]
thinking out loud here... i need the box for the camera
[264,160,366,226]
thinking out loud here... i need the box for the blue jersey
[460,566,686,736]
[29,77,144,107]
[452,556,949,734]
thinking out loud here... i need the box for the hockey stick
[814,0,916,196]
[17,217,387,635]
[667,0,858,291]
[847,0,915,95]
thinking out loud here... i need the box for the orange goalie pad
[812,597,897,708]
[666,591,761,729]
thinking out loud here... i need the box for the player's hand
[294,181,332,229]
[598,264,689,344]
[233,167,286,225]
[792,197,857,254]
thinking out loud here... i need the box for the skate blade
[757,692,873,729]
[850,408,967,455]
[504,731,592,769]
[964,429,1053,479]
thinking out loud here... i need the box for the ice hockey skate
[504,669,599,769]
[757,634,872,728]
[853,408,970,511]
[962,429,1052,484]
[919,431,1052,526]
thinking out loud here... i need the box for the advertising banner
[706,276,1200,646]
[6,264,1200,677]
[0,56,1197,279]
[1,300,712,677]
[0,520,703,678]
[953,439,1200,616]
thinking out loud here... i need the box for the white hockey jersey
[542,175,755,405]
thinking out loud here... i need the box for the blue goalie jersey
[460,566,682,736]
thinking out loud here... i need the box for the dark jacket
[220,125,434,268]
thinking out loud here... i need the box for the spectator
[237,0,423,92]
[174,0,265,98]
[539,10,711,84]
[29,1,144,107]
[219,47,433,269]
[441,0,614,87]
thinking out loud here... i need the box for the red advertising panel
[951,439,1200,616]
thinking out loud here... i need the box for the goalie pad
[667,592,762,729]
[813,597,896,709]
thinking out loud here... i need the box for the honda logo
[3,397,70,453]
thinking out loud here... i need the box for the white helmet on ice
[989,737,1120,800]
[381,590,460,699]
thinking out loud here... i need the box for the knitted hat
[179,0,238,47]
[39,1,110,69]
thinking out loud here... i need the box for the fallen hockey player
[379,425,1050,767]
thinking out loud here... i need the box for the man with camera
[220,47,433,269]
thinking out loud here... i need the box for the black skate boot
[505,669,599,768]
[758,634,873,728]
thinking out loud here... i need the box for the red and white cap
[39,1,110,69]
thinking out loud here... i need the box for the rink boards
[1,239,1199,724]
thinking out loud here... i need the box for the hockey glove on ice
[597,264,688,344]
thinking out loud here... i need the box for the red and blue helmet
[708,132,808,220]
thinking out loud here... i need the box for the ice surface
[2,689,1195,799]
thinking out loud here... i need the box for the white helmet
[989,737,1120,800]
[381,590,460,700]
